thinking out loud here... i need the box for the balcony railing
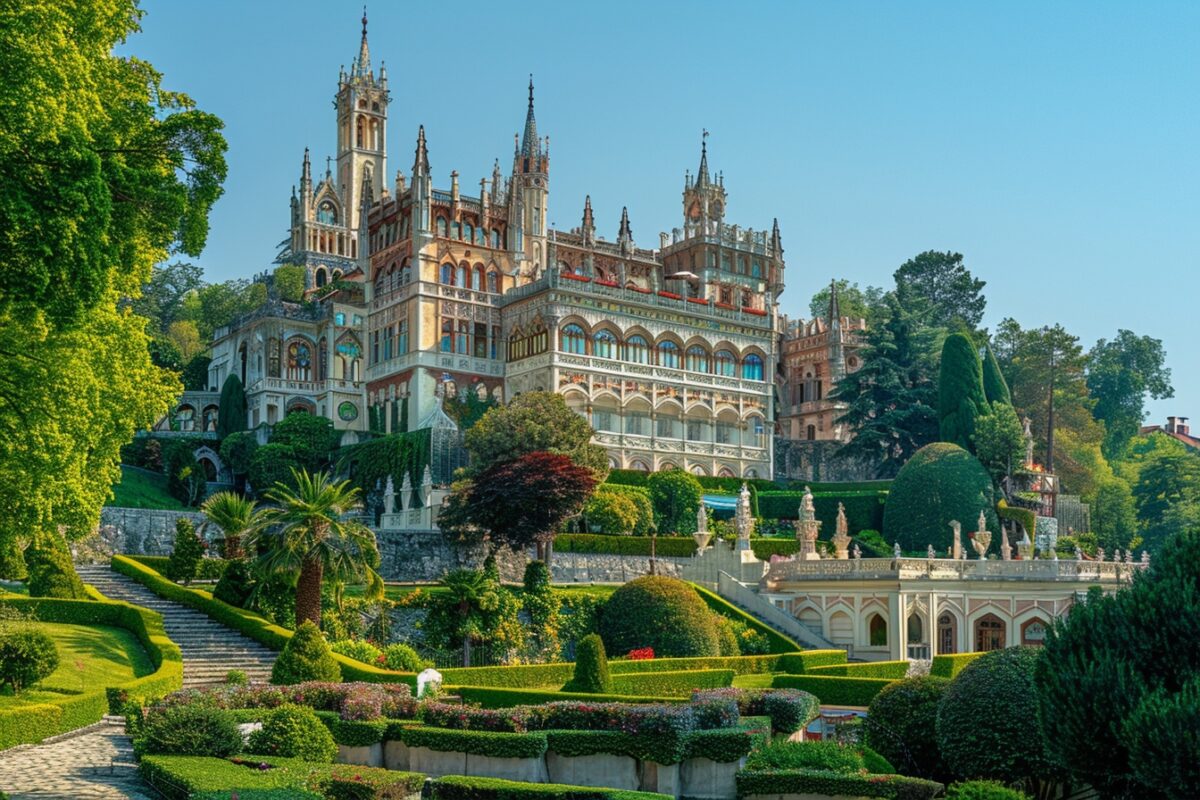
[763,556,1146,585]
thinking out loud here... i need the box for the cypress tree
[981,343,1012,405]
[938,333,988,451]
[216,374,247,440]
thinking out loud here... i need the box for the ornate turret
[617,206,633,254]
[682,131,727,233]
[581,195,595,246]
[510,77,548,272]
[828,279,847,383]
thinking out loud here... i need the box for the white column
[928,591,938,658]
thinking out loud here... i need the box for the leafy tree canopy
[973,402,1025,484]
[894,250,987,330]
[128,261,204,335]
[1086,330,1173,459]
[464,391,608,478]
[808,280,885,323]
[938,333,988,451]
[273,264,307,303]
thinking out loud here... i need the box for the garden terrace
[762,555,1145,586]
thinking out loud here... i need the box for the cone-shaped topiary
[981,344,1011,406]
[24,534,87,599]
[564,633,612,693]
[938,333,989,451]
[164,517,206,585]
[598,575,720,657]
[882,443,998,553]
[270,620,341,685]
[216,373,247,440]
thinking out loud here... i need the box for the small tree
[216,373,247,440]
[270,620,341,685]
[938,333,988,452]
[437,569,500,667]
[200,491,262,559]
[165,517,206,585]
[464,391,608,478]
[218,431,259,480]
[972,402,1025,484]
[582,490,639,534]
[24,534,87,599]
[0,628,59,692]
[864,676,950,781]
[565,633,612,693]
[647,469,703,535]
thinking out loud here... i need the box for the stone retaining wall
[89,507,206,559]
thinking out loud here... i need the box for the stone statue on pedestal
[400,473,413,512]
[383,475,396,515]
[1000,526,1012,561]
[971,510,992,560]
[831,501,851,560]
[734,483,754,551]
[949,520,964,560]
[927,544,936,560]
[793,486,822,560]
[421,465,433,508]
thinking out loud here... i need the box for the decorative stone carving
[421,465,433,507]
[400,473,413,512]
[927,544,936,560]
[950,520,963,561]
[971,510,992,560]
[1000,526,1012,561]
[735,483,755,550]
[852,544,861,560]
[693,503,712,551]
[793,486,821,561]
[383,475,396,515]
[830,502,851,560]
[893,542,902,559]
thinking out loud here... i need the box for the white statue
[949,520,963,560]
[383,475,396,515]
[421,464,433,507]
[893,541,902,559]
[696,503,708,535]
[927,544,936,560]
[416,668,443,699]
[735,483,755,541]
[400,472,413,512]
[793,486,821,560]
[971,510,991,560]
[831,501,851,560]
[1000,524,1012,561]
[852,544,862,560]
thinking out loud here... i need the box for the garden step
[75,564,281,689]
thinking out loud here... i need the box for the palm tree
[440,569,499,666]
[245,469,383,627]
[199,491,264,559]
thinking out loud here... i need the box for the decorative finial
[362,5,368,35]
[528,74,534,107]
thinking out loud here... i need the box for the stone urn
[692,531,713,551]
[971,530,992,560]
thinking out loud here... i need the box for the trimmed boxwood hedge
[398,727,549,759]
[771,675,897,707]
[543,729,688,765]
[756,490,886,533]
[139,754,424,800]
[735,769,943,799]
[111,555,416,688]
[554,534,698,558]
[683,727,763,762]
[929,653,983,680]
[129,554,228,581]
[431,775,670,800]
[689,584,803,654]
[882,443,999,552]
[330,718,389,747]
[609,669,734,697]
[806,661,909,679]
[774,650,848,673]
[0,594,183,750]
[749,538,800,560]
[449,687,679,709]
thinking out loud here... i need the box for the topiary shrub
[861,746,896,775]
[945,781,1029,800]
[882,443,998,552]
[937,647,1054,784]
[212,558,255,607]
[582,490,639,534]
[714,616,742,657]
[647,469,702,534]
[563,634,611,693]
[0,628,59,691]
[225,670,248,686]
[330,639,383,665]
[938,332,988,452]
[247,703,337,762]
[865,675,950,781]
[597,575,720,657]
[271,620,341,685]
[745,740,866,774]
[164,517,206,584]
[134,704,243,758]
[23,536,87,599]
[380,642,426,672]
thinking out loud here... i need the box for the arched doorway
[975,614,1007,652]
[938,612,957,654]
[797,607,822,637]
[868,613,888,647]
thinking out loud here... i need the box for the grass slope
[108,465,187,510]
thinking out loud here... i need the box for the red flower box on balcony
[658,290,682,300]
[715,302,735,310]
[743,307,767,316]
[628,285,652,294]
[686,297,710,306]
[561,272,590,282]
[595,279,618,287]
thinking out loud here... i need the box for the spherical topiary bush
[865,675,950,781]
[597,575,720,657]
[247,704,337,762]
[134,704,243,758]
[564,633,611,693]
[380,642,427,672]
[882,443,999,553]
[0,628,59,692]
[945,781,1029,800]
[937,647,1054,784]
[271,620,342,685]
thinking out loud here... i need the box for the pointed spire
[582,195,594,229]
[413,125,430,176]
[770,217,783,254]
[520,75,539,158]
[618,206,633,243]
[301,147,311,184]
[491,159,503,202]
[355,6,372,78]
[828,279,841,325]
[696,129,710,186]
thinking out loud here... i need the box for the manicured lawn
[733,672,776,689]
[108,465,187,510]
[0,622,154,709]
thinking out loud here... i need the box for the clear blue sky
[130,0,1198,424]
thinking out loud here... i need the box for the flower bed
[692,689,820,734]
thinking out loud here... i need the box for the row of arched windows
[440,262,502,293]
[559,324,765,380]
[435,216,504,249]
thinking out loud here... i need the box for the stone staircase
[76,564,277,687]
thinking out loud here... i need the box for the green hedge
[689,584,802,654]
[139,754,424,800]
[443,653,790,691]
[806,661,909,679]
[331,718,389,747]
[749,539,800,560]
[441,663,576,689]
[736,769,942,799]
[771,675,897,707]
[756,490,886,532]
[399,727,548,759]
[449,687,678,709]
[929,653,984,680]
[553,535,697,558]
[431,775,670,800]
[609,669,733,697]
[111,555,417,688]
[0,594,183,750]
[544,729,686,764]
[683,727,763,762]
[774,650,848,673]
[129,554,229,581]
[996,500,1036,540]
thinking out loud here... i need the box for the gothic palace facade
[196,15,813,480]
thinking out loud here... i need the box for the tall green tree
[1087,330,1174,458]
[200,491,263,559]
[216,374,247,439]
[1134,451,1200,551]
[981,343,1011,405]
[973,402,1025,484]
[128,261,204,335]
[646,469,703,535]
[246,469,382,626]
[894,250,987,329]
[938,333,988,451]
[831,294,940,477]
[807,280,885,323]
[464,391,608,478]
[434,569,500,667]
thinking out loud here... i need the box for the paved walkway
[0,720,153,799]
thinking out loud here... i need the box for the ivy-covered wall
[339,429,433,503]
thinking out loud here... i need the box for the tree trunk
[462,633,472,667]
[545,537,554,567]
[296,557,323,627]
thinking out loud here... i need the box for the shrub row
[139,754,425,800]
[156,681,417,721]
[430,775,670,800]
[400,727,549,759]
[111,555,417,687]
[806,661,910,679]
[450,687,678,709]
[929,653,984,680]
[0,595,183,749]
[604,470,777,494]
[771,675,897,707]
[609,668,734,697]
[692,688,820,734]
[736,769,942,800]
[774,650,848,673]
[689,584,803,654]
[682,727,765,763]
[553,534,698,558]
[129,555,229,581]
[748,539,800,560]
[756,490,886,532]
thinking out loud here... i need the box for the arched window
[436,217,449,237]
[623,335,649,364]
[487,272,499,293]
[868,614,888,647]
[463,222,474,243]
[457,263,469,288]
[686,345,710,373]
[742,353,764,381]
[560,324,587,355]
[450,221,462,240]
[593,330,617,359]
[938,613,957,654]
[745,416,765,448]
[658,341,680,369]
[474,265,485,291]
[629,459,650,472]
[975,614,1006,652]
[715,350,736,377]
[401,265,411,284]
[806,424,816,441]
[491,229,502,248]
[440,263,454,285]
[315,268,328,288]
[286,339,313,381]
[907,614,924,644]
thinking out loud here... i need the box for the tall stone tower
[335,9,388,234]
[682,132,726,236]
[510,78,549,275]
